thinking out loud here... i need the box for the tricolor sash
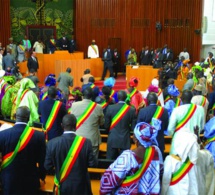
[1,126,34,169]
[175,104,197,132]
[91,45,97,54]
[129,88,137,99]
[211,103,215,115]
[109,103,130,130]
[157,88,162,96]
[18,45,25,51]
[76,102,97,130]
[151,106,164,124]
[110,90,115,98]
[1,82,7,91]
[164,95,170,103]
[54,136,86,195]
[4,85,12,93]
[121,147,155,187]
[100,100,108,109]
[90,83,96,89]
[67,107,72,114]
[174,98,181,108]
[170,157,194,186]
[50,39,56,47]
[42,91,48,100]
[205,135,215,145]
[13,89,30,104]
[45,101,62,132]
[200,96,206,107]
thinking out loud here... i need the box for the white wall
[201,0,215,58]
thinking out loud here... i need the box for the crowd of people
[0,37,215,194]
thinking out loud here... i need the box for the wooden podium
[126,66,159,91]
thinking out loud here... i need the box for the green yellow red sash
[45,101,62,132]
[18,45,25,51]
[91,45,97,54]
[121,147,155,187]
[205,136,215,145]
[211,103,215,115]
[42,91,48,100]
[174,98,181,108]
[54,136,86,195]
[76,102,97,130]
[13,89,29,104]
[170,157,194,186]
[67,107,71,114]
[4,85,12,93]
[200,96,206,107]
[175,104,197,132]
[164,95,170,103]
[90,83,96,89]
[110,89,115,98]
[100,100,108,109]
[50,39,56,47]
[151,106,164,124]
[1,82,7,91]
[1,126,34,169]
[110,103,130,130]
[157,88,162,96]
[129,88,137,99]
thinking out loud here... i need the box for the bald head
[181,90,193,104]
[147,92,158,105]
[62,114,77,131]
[15,106,30,122]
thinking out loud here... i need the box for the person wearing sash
[143,78,164,107]
[102,77,118,103]
[17,40,26,62]
[100,121,163,195]
[38,86,67,141]
[191,84,209,123]
[126,77,145,114]
[48,35,57,54]
[82,77,100,101]
[163,78,175,101]
[137,92,168,158]
[39,74,63,101]
[44,114,97,195]
[87,39,99,58]
[105,90,136,160]
[164,84,181,117]
[13,78,40,126]
[182,72,194,91]
[71,87,104,158]
[208,81,215,114]
[0,106,46,195]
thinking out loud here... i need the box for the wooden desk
[126,66,159,91]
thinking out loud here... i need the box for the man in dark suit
[0,106,46,195]
[105,90,136,160]
[44,114,97,195]
[153,48,163,68]
[137,92,168,158]
[140,46,151,65]
[3,49,15,72]
[112,48,120,78]
[101,46,114,80]
[58,32,70,51]
[163,48,174,64]
[68,35,76,53]
[27,51,39,72]
[38,86,67,140]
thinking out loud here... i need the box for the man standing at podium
[87,39,99,58]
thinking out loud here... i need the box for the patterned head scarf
[129,77,139,87]
[167,84,180,97]
[45,74,56,86]
[134,121,160,147]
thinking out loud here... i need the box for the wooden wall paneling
[0,0,11,47]
[75,0,203,71]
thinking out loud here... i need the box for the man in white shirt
[33,38,45,53]
[179,48,190,60]
[87,39,99,58]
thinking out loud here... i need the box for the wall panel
[0,0,11,47]
[75,0,203,69]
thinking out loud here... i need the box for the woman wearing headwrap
[162,129,214,195]
[126,77,145,114]
[143,78,164,107]
[39,74,63,101]
[164,84,181,117]
[11,78,39,125]
[102,77,118,103]
[100,121,163,195]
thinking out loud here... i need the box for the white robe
[87,45,99,58]
[162,155,199,195]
